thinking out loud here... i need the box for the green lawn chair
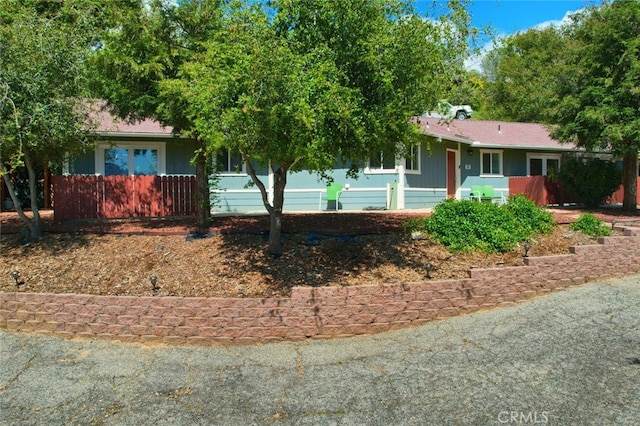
[319,183,343,210]
[469,185,483,201]
[481,185,506,204]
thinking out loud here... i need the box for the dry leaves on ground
[0,215,610,298]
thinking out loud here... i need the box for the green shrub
[405,197,557,253]
[504,194,555,236]
[570,213,611,237]
[557,158,622,208]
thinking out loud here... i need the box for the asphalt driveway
[1,274,639,425]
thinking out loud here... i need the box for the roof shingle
[415,118,580,151]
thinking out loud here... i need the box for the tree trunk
[244,159,288,257]
[0,151,42,241]
[622,154,638,212]
[194,138,210,232]
[268,168,287,257]
[269,206,283,257]
[24,150,42,239]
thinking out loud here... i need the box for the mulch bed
[1,207,639,299]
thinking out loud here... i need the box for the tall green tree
[89,0,227,230]
[0,2,101,239]
[553,0,640,211]
[171,0,472,256]
[480,26,568,122]
[446,69,487,118]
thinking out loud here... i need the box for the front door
[446,150,457,198]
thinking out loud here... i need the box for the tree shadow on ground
[213,229,466,297]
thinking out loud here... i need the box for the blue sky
[416,0,594,70]
[420,0,591,34]
[461,0,589,34]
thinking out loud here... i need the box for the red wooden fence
[508,176,640,206]
[52,175,197,222]
[608,180,640,205]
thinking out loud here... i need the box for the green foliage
[503,194,556,235]
[480,26,568,122]
[551,1,640,210]
[406,197,556,253]
[476,0,640,211]
[95,0,472,255]
[179,0,473,172]
[0,1,109,237]
[570,213,611,237]
[557,158,622,208]
[0,5,97,163]
[90,0,474,254]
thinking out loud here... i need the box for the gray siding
[213,190,265,212]
[404,188,447,209]
[67,134,573,212]
[214,161,394,212]
[70,152,95,174]
[166,139,197,175]
[504,150,527,176]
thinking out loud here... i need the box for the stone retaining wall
[2,227,640,345]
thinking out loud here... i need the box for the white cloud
[464,39,495,73]
[532,8,583,31]
[464,8,585,72]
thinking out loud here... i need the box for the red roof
[415,118,580,151]
[89,101,174,135]
[92,102,579,149]
[96,110,173,135]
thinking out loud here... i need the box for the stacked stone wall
[2,228,639,345]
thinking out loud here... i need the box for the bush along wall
[2,225,640,345]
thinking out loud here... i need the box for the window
[527,153,561,176]
[134,149,158,175]
[104,148,129,176]
[96,142,165,176]
[367,150,396,172]
[365,147,420,174]
[404,145,420,174]
[481,150,503,176]
[216,149,245,174]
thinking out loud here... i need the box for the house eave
[423,131,582,152]
[96,131,183,139]
[469,142,584,152]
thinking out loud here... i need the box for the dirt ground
[1,208,638,298]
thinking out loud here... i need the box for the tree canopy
[477,1,640,211]
[89,0,473,255]
[480,26,568,122]
[158,0,472,255]
[0,1,104,238]
[552,0,640,211]
[89,0,231,229]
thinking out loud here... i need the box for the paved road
[1,275,639,425]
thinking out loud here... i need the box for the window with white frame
[527,153,561,176]
[404,145,421,174]
[216,149,245,174]
[96,142,166,176]
[366,146,419,174]
[366,149,397,173]
[481,149,503,176]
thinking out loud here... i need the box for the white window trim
[365,152,397,174]
[526,153,561,176]
[405,145,421,175]
[365,148,420,175]
[480,149,504,177]
[95,141,166,176]
[215,149,247,176]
